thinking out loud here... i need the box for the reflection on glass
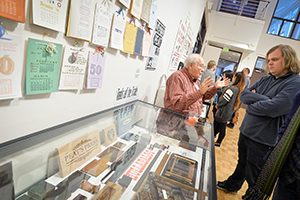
[279,21,295,37]
[292,24,300,40]
[274,0,300,20]
[268,19,283,35]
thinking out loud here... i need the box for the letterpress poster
[145,19,165,71]
[0,34,23,100]
[168,18,193,73]
[168,20,186,73]
[109,13,126,50]
[148,0,158,30]
[57,131,101,177]
[32,0,69,33]
[0,0,25,22]
[59,46,88,90]
[134,28,144,55]
[141,0,152,23]
[130,0,144,19]
[141,30,151,57]
[25,38,63,95]
[91,2,113,47]
[86,52,105,89]
[123,22,137,54]
[66,0,94,41]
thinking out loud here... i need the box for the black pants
[212,103,217,118]
[214,121,227,144]
[225,134,273,190]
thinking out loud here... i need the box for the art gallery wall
[0,0,207,144]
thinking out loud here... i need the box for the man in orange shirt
[164,54,229,116]
[156,54,229,146]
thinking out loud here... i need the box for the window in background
[215,50,242,78]
[219,0,261,18]
[267,0,300,41]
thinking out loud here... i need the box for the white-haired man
[164,54,229,115]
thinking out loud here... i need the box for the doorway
[215,50,242,78]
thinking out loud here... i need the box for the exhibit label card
[91,3,112,47]
[25,38,63,95]
[0,34,23,100]
[123,22,137,54]
[0,0,25,23]
[66,0,94,41]
[59,46,88,90]
[32,0,69,33]
[86,52,105,89]
[57,131,101,178]
[109,13,126,50]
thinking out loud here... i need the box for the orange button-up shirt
[164,68,217,115]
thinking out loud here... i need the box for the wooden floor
[208,108,248,200]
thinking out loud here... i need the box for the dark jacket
[215,86,239,123]
[240,72,300,146]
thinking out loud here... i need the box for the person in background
[212,70,234,118]
[201,60,217,83]
[227,67,251,129]
[164,54,229,116]
[200,60,217,118]
[217,44,300,195]
[214,72,245,147]
[242,67,251,88]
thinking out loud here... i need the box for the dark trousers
[212,103,217,118]
[225,134,273,190]
[272,178,300,200]
[214,121,227,144]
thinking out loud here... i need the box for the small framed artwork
[162,153,198,187]
[254,57,266,71]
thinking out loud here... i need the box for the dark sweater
[215,86,239,123]
[240,72,300,146]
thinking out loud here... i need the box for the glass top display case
[0,100,217,200]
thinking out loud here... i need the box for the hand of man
[199,77,214,94]
[215,77,230,89]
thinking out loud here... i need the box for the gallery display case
[0,100,217,200]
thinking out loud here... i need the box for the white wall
[138,0,207,103]
[206,10,265,51]
[0,0,207,144]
